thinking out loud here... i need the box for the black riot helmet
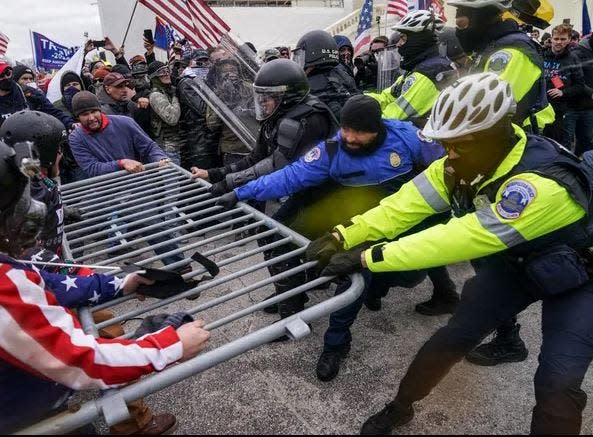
[292,30,339,70]
[0,140,47,255]
[253,59,310,121]
[0,111,66,171]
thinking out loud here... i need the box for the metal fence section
[15,163,364,434]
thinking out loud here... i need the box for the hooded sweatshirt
[543,46,586,114]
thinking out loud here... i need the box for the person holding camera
[354,35,389,93]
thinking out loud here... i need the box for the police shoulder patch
[488,50,512,73]
[401,75,416,94]
[496,179,537,220]
[304,146,322,163]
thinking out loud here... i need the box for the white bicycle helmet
[392,9,445,33]
[448,0,512,10]
[422,73,516,140]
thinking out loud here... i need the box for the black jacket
[0,81,28,126]
[570,37,593,111]
[543,47,587,113]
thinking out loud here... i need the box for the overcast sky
[2,0,102,61]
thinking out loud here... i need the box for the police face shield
[291,48,306,68]
[180,34,260,151]
[253,86,284,121]
[375,46,401,92]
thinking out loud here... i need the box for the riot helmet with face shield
[252,59,310,121]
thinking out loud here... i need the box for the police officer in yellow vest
[450,0,556,367]
[451,0,554,132]
[307,73,593,435]
[370,9,457,127]
[368,9,460,317]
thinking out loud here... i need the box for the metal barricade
[16,163,364,435]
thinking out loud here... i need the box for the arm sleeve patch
[495,179,537,220]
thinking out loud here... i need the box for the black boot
[414,288,459,316]
[360,400,414,435]
[465,323,528,366]
[316,345,350,381]
[261,292,309,314]
[269,280,308,343]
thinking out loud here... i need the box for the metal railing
[15,163,364,435]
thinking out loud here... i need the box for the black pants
[393,257,593,434]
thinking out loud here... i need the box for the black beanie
[340,95,383,133]
[61,72,82,91]
[71,91,101,117]
[12,65,34,83]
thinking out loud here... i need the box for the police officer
[451,0,554,132]
[216,95,457,374]
[369,10,460,315]
[307,73,593,435]
[191,59,337,194]
[292,30,358,121]
[370,9,457,128]
[450,0,555,366]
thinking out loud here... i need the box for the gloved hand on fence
[305,232,344,269]
[209,180,230,197]
[215,191,238,210]
[207,167,227,183]
[320,247,366,277]
[64,206,83,224]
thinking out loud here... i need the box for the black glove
[209,180,230,197]
[207,167,227,183]
[64,206,83,224]
[320,247,365,277]
[215,191,238,210]
[305,232,343,268]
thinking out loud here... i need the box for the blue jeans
[563,110,593,156]
[323,269,427,352]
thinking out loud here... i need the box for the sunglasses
[0,68,12,79]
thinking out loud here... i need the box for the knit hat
[60,71,83,92]
[0,61,10,76]
[111,64,132,78]
[71,91,101,117]
[340,95,383,133]
[12,65,34,83]
[148,61,169,79]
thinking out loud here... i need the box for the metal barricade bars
[15,163,364,434]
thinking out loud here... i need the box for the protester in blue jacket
[216,95,459,379]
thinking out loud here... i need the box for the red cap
[0,61,11,76]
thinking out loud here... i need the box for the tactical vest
[451,135,593,258]
[473,31,549,128]
[308,69,352,122]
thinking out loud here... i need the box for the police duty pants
[392,257,593,435]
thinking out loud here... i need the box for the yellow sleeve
[381,72,439,121]
[366,78,400,111]
[364,172,586,272]
[485,48,540,103]
[336,157,451,250]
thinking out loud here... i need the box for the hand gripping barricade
[15,163,363,434]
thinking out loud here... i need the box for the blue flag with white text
[32,32,77,70]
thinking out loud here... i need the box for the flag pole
[122,0,140,48]
[29,29,37,72]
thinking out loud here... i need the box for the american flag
[353,0,374,57]
[139,0,230,48]
[387,0,408,17]
[388,0,447,21]
[0,31,9,56]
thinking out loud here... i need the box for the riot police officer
[292,30,358,120]
[191,59,337,193]
[308,73,593,435]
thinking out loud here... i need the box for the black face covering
[399,31,439,70]
[0,79,12,91]
[446,122,515,183]
[455,6,501,54]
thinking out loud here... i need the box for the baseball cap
[103,72,130,87]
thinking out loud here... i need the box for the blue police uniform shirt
[234,119,445,202]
